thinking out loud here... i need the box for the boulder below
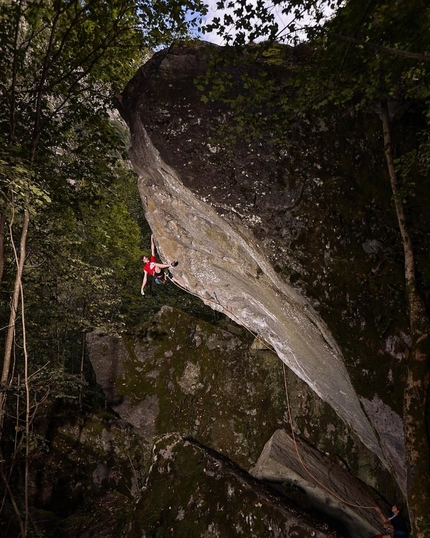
[251,429,384,538]
[87,306,393,536]
[125,433,341,538]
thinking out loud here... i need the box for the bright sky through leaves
[201,0,337,45]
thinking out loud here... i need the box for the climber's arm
[141,271,148,295]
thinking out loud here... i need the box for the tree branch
[329,33,430,62]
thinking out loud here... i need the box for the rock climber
[140,235,180,295]
[374,504,409,538]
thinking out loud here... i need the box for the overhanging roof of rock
[115,40,397,477]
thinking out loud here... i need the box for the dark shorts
[154,272,165,285]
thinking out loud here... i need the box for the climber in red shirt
[140,235,179,295]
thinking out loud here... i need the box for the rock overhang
[116,40,405,485]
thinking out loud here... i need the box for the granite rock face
[115,41,407,488]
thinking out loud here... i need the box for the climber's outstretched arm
[141,271,148,295]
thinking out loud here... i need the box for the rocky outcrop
[126,433,340,538]
[115,41,406,487]
[88,306,295,468]
[28,413,147,537]
[251,429,383,538]
[88,306,393,536]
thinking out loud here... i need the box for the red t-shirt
[143,255,157,276]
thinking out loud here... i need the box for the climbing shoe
[171,261,178,267]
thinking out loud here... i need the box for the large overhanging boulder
[115,41,404,489]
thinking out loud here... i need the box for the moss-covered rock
[125,433,340,538]
[88,306,397,534]
[15,412,148,538]
[88,306,287,468]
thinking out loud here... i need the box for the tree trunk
[0,214,6,285]
[1,210,30,386]
[20,276,30,537]
[381,101,430,538]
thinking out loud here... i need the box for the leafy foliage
[0,0,208,369]
[0,1,208,535]
[203,0,341,45]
